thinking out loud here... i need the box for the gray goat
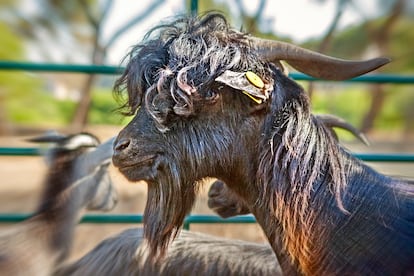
[0,133,117,276]
[55,228,280,276]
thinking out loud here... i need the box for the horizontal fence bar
[290,72,414,84]
[0,147,40,156]
[0,61,123,75]
[353,153,414,162]
[1,61,414,84]
[1,147,412,162]
[0,213,257,224]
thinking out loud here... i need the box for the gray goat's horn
[316,114,370,145]
[250,38,390,80]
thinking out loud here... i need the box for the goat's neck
[256,102,349,274]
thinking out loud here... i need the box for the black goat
[112,13,414,275]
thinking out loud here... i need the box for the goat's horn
[26,131,67,143]
[316,114,370,145]
[250,38,390,80]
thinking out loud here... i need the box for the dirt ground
[0,125,413,262]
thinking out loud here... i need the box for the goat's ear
[215,70,273,105]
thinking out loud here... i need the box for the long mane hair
[257,70,349,272]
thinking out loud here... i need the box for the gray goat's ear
[215,70,273,104]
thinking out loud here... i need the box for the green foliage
[0,22,24,60]
[379,86,414,131]
[311,83,414,136]
[312,84,371,127]
[388,17,414,73]
[5,85,130,127]
[6,82,75,127]
[195,0,231,19]
[89,88,131,125]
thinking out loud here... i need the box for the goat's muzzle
[113,136,160,182]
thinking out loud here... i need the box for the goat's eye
[205,86,222,102]
[205,89,215,99]
[211,85,224,94]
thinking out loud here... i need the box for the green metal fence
[1,60,413,228]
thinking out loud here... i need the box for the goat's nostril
[114,138,131,152]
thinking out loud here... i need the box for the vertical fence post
[190,0,198,16]
[183,221,190,230]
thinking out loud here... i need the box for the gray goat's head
[30,132,117,212]
[112,13,388,259]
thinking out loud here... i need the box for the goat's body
[56,228,281,276]
[254,71,414,275]
[309,154,414,274]
[112,13,412,275]
[0,222,57,276]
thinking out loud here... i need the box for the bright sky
[103,0,380,65]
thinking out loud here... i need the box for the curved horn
[316,114,370,145]
[250,38,390,80]
[26,131,67,143]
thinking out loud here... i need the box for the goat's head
[112,13,388,259]
[30,132,117,212]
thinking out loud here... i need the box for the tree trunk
[360,0,405,133]
[69,28,103,131]
[0,97,10,135]
[360,84,385,133]
[69,74,96,131]
[69,0,164,131]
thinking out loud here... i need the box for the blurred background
[0,0,413,262]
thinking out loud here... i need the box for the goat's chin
[143,168,198,261]
[117,155,160,182]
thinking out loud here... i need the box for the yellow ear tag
[242,91,263,104]
[245,71,264,88]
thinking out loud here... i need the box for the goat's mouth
[115,154,160,182]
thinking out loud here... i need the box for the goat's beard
[143,161,198,261]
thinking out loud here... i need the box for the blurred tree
[307,0,351,99]
[5,0,165,130]
[70,0,164,130]
[0,22,23,135]
[198,0,270,36]
[359,0,406,133]
[306,0,412,135]
[0,11,44,135]
[233,0,267,34]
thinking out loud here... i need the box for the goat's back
[315,159,414,275]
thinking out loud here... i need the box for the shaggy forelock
[256,75,348,270]
[114,13,271,131]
